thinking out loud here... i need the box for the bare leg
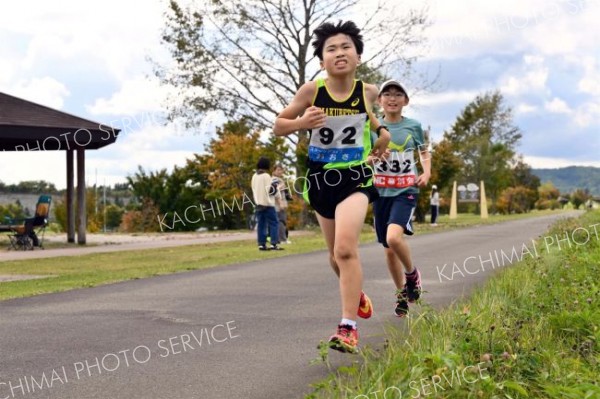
[334,193,369,319]
[386,223,415,273]
[316,214,339,277]
[384,247,406,289]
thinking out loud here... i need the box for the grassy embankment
[308,210,599,399]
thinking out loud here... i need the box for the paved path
[0,212,581,399]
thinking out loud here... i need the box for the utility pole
[103,179,107,232]
[94,168,98,215]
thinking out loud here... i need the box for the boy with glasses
[372,80,431,317]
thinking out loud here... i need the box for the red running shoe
[328,324,359,353]
[357,291,373,319]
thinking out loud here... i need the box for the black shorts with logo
[301,163,378,219]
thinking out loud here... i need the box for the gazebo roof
[0,92,120,151]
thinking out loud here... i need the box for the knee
[334,244,357,262]
[386,232,405,248]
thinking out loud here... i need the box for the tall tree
[430,138,462,195]
[414,137,461,222]
[443,91,522,210]
[156,0,429,172]
[127,165,207,231]
[511,157,541,192]
[189,118,290,229]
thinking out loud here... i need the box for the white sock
[340,318,357,329]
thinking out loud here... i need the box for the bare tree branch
[155,0,431,172]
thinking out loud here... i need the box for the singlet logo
[351,98,360,107]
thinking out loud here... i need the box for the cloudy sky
[0,0,598,189]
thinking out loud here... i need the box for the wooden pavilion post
[76,148,86,244]
[66,149,75,242]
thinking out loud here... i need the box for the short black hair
[257,157,271,170]
[312,20,363,60]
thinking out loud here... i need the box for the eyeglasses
[382,92,405,99]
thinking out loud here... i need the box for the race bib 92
[308,114,365,162]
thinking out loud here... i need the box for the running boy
[273,20,391,353]
[372,80,431,317]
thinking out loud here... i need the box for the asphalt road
[0,212,581,399]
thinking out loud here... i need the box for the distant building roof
[0,92,120,151]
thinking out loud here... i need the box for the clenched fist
[300,106,326,130]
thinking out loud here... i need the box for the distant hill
[532,166,600,196]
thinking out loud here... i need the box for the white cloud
[0,43,19,88]
[522,0,599,58]
[523,155,600,169]
[500,55,549,96]
[0,0,165,81]
[515,103,538,114]
[578,76,600,96]
[0,152,69,188]
[425,0,599,60]
[87,76,170,117]
[423,0,569,60]
[88,149,196,185]
[8,77,70,109]
[82,123,206,189]
[573,101,600,127]
[424,1,503,59]
[414,90,480,107]
[577,56,600,96]
[544,97,572,114]
[122,123,185,151]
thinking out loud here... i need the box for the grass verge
[0,233,326,301]
[308,210,600,399]
[0,209,572,302]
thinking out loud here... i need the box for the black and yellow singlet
[307,78,372,170]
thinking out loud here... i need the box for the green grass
[0,209,572,302]
[0,233,328,301]
[308,210,600,399]
[418,209,572,232]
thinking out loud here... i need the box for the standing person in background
[430,185,439,226]
[272,164,291,244]
[251,157,283,251]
